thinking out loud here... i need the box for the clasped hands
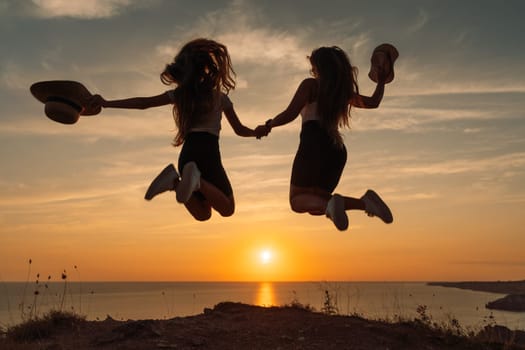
[254,119,272,139]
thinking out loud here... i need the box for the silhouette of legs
[289,185,364,215]
[145,162,235,221]
[178,162,235,220]
[289,185,392,230]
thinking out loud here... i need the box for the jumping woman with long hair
[91,38,268,221]
[260,46,394,230]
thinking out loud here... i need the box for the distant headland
[428,280,525,312]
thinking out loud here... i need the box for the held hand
[255,124,271,139]
[89,94,107,110]
[376,67,387,84]
[371,61,388,84]
[370,51,389,84]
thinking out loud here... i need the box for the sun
[260,249,273,264]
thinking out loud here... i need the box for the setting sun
[260,249,273,264]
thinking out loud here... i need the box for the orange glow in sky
[1,1,525,283]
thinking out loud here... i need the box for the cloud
[399,152,525,176]
[352,105,494,133]
[0,186,126,208]
[0,111,174,140]
[220,30,306,69]
[0,61,27,90]
[388,55,525,97]
[406,8,428,33]
[31,0,135,19]
[451,260,525,267]
[154,1,312,71]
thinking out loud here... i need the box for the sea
[1,281,524,330]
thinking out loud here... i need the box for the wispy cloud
[0,61,27,90]
[0,111,174,139]
[451,260,525,267]
[0,182,137,208]
[353,106,495,132]
[406,8,429,33]
[399,152,525,176]
[388,57,525,97]
[155,1,310,71]
[30,0,136,19]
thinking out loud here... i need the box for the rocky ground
[2,302,525,350]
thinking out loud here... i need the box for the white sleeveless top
[167,90,233,136]
[300,101,321,123]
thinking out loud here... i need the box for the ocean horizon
[1,281,524,331]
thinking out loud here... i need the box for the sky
[1,0,524,282]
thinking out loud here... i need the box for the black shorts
[291,121,347,193]
[178,132,233,197]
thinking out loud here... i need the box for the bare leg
[144,162,235,220]
[196,178,235,217]
[344,197,366,211]
[176,179,234,219]
[289,185,330,215]
[289,185,365,215]
[177,162,235,218]
[184,196,212,221]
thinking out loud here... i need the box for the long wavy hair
[309,46,359,145]
[160,38,236,146]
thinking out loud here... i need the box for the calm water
[1,281,523,330]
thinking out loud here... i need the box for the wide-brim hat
[30,80,101,124]
[368,43,399,84]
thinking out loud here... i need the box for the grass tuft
[6,309,86,342]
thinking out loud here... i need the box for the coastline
[428,280,525,312]
[3,281,525,330]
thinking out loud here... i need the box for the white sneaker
[144,164,179,200]
[361,189,393,224]
[325,194,349,231]
[176,161,201,204]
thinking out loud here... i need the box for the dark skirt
[178,132,233,197]
[291,121,347,193]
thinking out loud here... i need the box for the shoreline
[428,280,525,312]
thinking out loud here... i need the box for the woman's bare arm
[267,78,315,128]
[93,92,172,110]
[351,80,385,109]
[223,105,257,137]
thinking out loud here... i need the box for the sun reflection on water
[256,282,275,307]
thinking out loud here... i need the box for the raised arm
[350,73,386,109]
[351,82,385,109]
[92,92,172,110]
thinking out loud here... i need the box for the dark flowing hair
[160,38,236,146]
[309,46,359,145]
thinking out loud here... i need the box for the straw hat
[368,43,399,84]
[30,80,101,124]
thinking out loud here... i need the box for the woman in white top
[261,46,393,230]
[91,38,268,221]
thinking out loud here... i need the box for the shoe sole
[176,162,200,204]
[330,194,349,231]
[144,164,177,200]
[366,190,393,224]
